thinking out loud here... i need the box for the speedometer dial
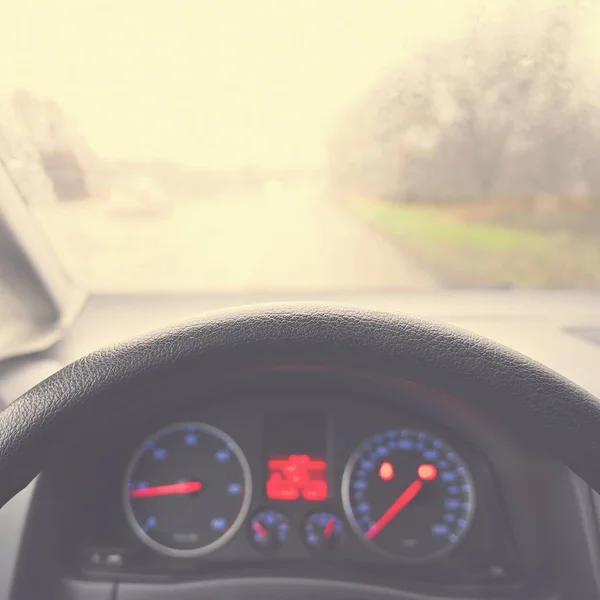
[124,423,251,557]
[342,429,475,561]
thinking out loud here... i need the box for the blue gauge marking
[342,428,476,562]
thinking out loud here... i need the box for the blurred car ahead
[106,176,171,218]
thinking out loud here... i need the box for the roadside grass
[349,196,600,288]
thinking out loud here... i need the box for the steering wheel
[1,303,600,512]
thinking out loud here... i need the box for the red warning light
[378,461,394,481]
[417,463,438,481]
[266,454,328,501]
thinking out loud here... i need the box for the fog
[3,0,589,168]
[2,0,600,293]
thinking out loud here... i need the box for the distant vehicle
[106,176,171,218]
[39,149,90,201]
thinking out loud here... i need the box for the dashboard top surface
[3,290,600,403]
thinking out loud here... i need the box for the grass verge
[349,196,600,288]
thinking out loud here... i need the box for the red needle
[253,520,268,538]
[365,479,423,540]
[129,481,202,498]
[324,518,337,539]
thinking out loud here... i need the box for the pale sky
[1,0,595,167]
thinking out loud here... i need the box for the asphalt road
[31,185,438,293]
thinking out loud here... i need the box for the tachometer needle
[129,481,203,498]
[365,479,423,540]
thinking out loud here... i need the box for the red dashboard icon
[266,454,328,501]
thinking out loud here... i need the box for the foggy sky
[1,0,596,168]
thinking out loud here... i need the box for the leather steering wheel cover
[1,303,599,507]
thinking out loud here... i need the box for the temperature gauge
[303,512,343,553]
[249,510,289,553]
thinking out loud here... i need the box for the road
[31,185,438,293]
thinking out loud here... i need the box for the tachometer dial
[124,422,251,557]
[342,429,475,561]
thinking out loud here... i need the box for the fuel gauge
[249,510,289,553]
[303,511,343,553]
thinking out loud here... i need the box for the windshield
[2,0,599,293]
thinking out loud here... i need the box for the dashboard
[89,396,498,572]
[51,379,542,598]
[3,291,600,600]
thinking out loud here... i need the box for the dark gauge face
[248,509,290,553]
[303,512,343,553]
[124,423,252,557]
[342,429,476,562]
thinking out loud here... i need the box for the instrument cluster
[124,418,476,563]
[79,394,516,585]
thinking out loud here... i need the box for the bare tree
[329,4,599,203]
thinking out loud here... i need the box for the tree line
[328,5,600,203]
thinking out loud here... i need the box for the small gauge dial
[342,428,476,561]
[124,423,251,557]
[303,512,343,553]
[249,510,290,553]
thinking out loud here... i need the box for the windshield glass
[2,0,599,292]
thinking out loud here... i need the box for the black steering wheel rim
[1,303,599,508]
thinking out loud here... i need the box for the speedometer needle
[365,479,423,540]
[129,481,203,498]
